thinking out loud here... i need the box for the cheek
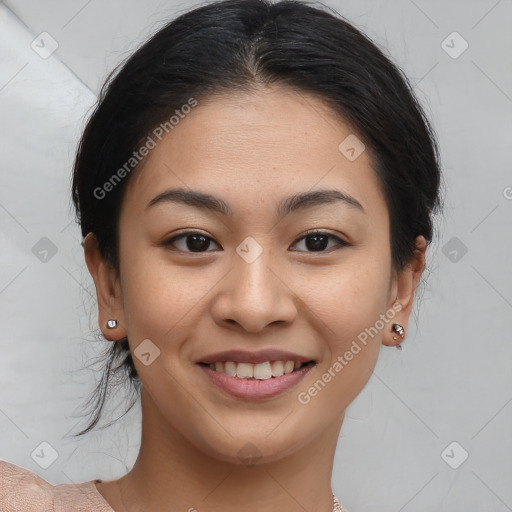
[120,236,392,345]
[293,256,391,403]
[296,255,391,340]
[118,246,216,352]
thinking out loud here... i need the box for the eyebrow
[146,187,364,218]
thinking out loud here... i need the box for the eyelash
[161,229,350,254]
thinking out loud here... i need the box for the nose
[210,247,298,333]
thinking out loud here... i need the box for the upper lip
[196,349,316,365]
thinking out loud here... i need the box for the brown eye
[163,232,221,253]
[291,231,349,253]
[162,229,348,254]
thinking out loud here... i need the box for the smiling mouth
[197,360,316,380]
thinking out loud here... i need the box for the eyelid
[297,228,348,242]
[290,228,349,251]
[161,228,349,253]
[162,230,221,252]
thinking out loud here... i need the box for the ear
[383,235,427,347]
[83,232,127,342]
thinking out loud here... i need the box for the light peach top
[0,460,347,511]
[0,460,113,512]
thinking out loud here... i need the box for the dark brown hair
[70,0,442,437]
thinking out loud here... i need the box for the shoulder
[0,459,54,511]
[0,460,112,512]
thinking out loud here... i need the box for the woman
[0,0,442,510]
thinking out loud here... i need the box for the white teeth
[206,360,305,380]
[271,361,284,377]
[224,361,237,376]
[284,361,295,374]
[236,363,254,379]
[254,362,272,380]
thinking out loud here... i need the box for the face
[86,85,424,465]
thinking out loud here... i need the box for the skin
[84,85,426,512]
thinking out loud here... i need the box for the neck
[106,387,343,512]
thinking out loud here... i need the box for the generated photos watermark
[298,301,403,405]
[93,97,198,200]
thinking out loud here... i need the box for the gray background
[0,1,511,511]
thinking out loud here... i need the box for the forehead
[123,86,387,219]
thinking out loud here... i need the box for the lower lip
[197,363,315,400]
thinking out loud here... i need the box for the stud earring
[106,319,118,329]
[392,323,405,350]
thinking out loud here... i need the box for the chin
[187,424,312,467]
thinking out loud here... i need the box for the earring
[106,319,118,329]
[392,323,405,350]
